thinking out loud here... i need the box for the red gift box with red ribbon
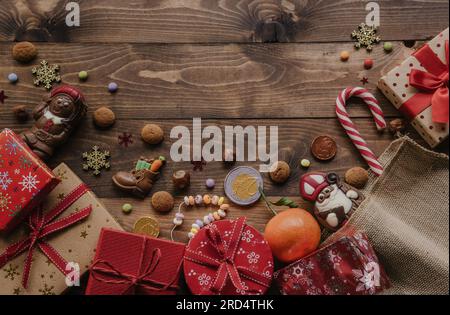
[379,28,449,148]
[273,230,390,295]
[183,217,273,295]
[0,129,60,234]
[86,228,186,295]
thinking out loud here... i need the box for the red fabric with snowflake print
[0,129,60,234]
[183,217,274,295]
[273,230,390,295]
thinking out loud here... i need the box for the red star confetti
[118,132,133,147]
[191,159,207,171]
[0,90,8,104]
[360,77,369,85]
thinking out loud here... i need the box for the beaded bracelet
[170,194,230,241]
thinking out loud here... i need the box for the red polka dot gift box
[0,129,60,234]
[378,28,449,148]
[183,217,274,295]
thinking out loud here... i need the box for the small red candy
[364,58,374,70]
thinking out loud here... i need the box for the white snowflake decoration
[19,172,40,192]
[247,252,260,264]
[0,172,13,190]
[198,273,211,286]
[352,262,381,294]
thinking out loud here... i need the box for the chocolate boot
[112,169,159,198]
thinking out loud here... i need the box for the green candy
[383,42,393,52]
[122,203,133,214]
[78,71,89,81]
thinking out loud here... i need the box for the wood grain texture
[1,41,415,120]
[4,118,425,199]
[0,0,447,43]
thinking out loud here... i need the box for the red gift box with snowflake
[0,129,60,234]
[86,228,186,295]
[273,230,390,295]
[183,217,274,295]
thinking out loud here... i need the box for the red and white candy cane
[336,87,386,176]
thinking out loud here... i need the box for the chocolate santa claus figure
[21,85,88,160]
[300,172,364,231]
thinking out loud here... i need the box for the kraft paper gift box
[0,129,60,234]
[0,163,122,295]
[378,28,449,148]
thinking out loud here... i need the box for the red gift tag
[274,231,390,295]
[0,129,60,234]
[184,217,273,295]
[86,228,186,295]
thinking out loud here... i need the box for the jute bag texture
[327,137,449,295]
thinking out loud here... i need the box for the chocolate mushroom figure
[21,86,88,160]
[300,172,364,231]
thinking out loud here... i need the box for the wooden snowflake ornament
[351,23,381,51]
[32,60,61,90]
[82,146,111,176]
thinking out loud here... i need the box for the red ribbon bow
[405,40,449,124]
[0,184,92,289]
[90,245,181,295]
[184,217,271,294]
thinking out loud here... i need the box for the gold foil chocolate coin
[133,217,160,238]
[311,136,337,161]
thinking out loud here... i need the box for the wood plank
[1,42,415,120]
[0,0,447,43]
[3,118,425,200]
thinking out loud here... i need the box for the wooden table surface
[0,0,448,294]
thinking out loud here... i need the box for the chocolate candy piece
[151,191,174,213]
[93,106,116,128]
[269,161,291,184]
[311,136,337,161]
[141,124,164,145]
[12,42,38,63]
[173,170,190,190]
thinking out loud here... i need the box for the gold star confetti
[351,23,381,51]
[39,283,55,295]
[57,193,66,201]
[80,230,88,239]
[13,287,21,295]
[3,264,20,281]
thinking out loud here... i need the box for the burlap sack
[327,137,449,295]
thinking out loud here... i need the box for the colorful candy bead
[173,217,183,226]
[195,219,204,228]
[8,73,18,84]
[218,209,227,218]
[192,223,201,230]
[211,195,219,205]
[204,215,212,225]
[108,82,119,93]
[203,195,211,205]
[78,71,88,81]
[364,58,374,70]
[383,42,393,52]
[188,232,196,239]
[300,159,311,168]
[183,196,190,206]
[218,197,225,206]
[220,204,230,211]
[206,178,215,189]
[188,196,195,206]
[340,51,350,62]
[194,195,203,205]
[121,203,133,214]
[213,212,221,221]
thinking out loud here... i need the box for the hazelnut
[141,124,164,145]
[345,167,369,189]
[269,161,291,184]
[12,42,38,63]
[151,191,175,213]
[93,106,116,129]
[172,170,190,190]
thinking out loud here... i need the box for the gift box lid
[0,129,60,234]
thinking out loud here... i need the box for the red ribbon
[0,184,92,289]
[402,40,449,124]
[90,245,180,295]
[184,217,271,294]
